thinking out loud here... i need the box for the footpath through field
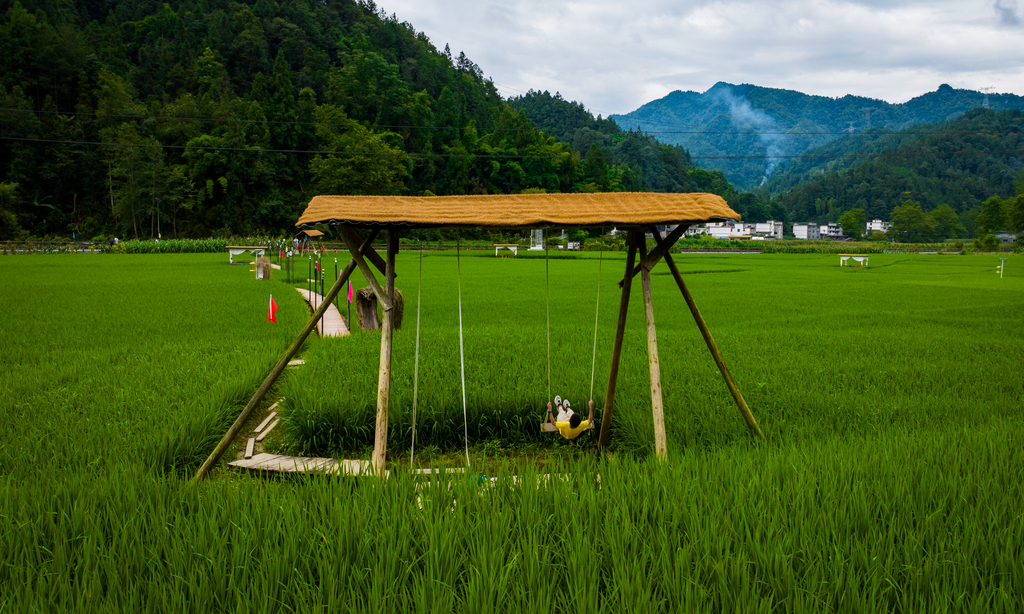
[224,287,351,475]
[295,288,349,337]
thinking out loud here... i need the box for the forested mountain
[1,0,659,240]
[777,108,1024,227]
[508,90,735,197]
[611,82,1024,190]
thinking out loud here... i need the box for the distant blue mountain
[611,82,1024,190]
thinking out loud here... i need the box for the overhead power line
[2,135,1022,162]
[1,106,1019,137]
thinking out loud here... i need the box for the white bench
[840,254,869,267]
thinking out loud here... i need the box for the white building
[690,221,781,240]
[866,219,891,234]
[753,221,784,240]
[792,223,821,240]
[704,222,755,239]
[821,222,844,239]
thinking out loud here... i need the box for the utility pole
[860,107,875,129]
[980,86,994,109]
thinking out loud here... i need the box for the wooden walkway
[295,288,350,337]
[230,453,372,475]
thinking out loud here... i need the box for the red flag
[347,281,353,303]
[268,295,278,323]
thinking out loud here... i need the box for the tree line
[777,109,1024,239]
[2,0,730,242]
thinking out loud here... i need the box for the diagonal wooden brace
[339,226,393,312]
[192,229,381,482]
[617,224,688,287]
[653,228,765,440]
[598,232,638,451]
[336,226,392,280]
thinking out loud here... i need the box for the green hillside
[508,90,735,196]
[611,82,1024,190]
[0,0,657,240]
[776,109,1024,228]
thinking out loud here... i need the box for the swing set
[194,192,765,480]
[406,228,602,471]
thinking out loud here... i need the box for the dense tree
[838,208,866,240]
[309,104,409,195]
[778,109,1024,233]
[2,0,664,238]
[888,200,935,243]
[509,90,736,199]
[929,204,966,240]
[1007,195,1024,233]
[976,196,1007,235]
[0,182,20,239]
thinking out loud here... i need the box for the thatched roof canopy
[297,192,739,229]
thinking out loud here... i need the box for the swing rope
[409,240,422,469]
[456,234,471,467]
[589,249,603,402]
[541,237,602,435]
[545,230,551,405]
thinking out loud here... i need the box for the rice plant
[1,251,1021,612]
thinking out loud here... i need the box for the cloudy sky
[377,0,1024,116]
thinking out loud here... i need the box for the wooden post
[193,229,381,482]
[598,232,638,451]
[639,235,667,459]
[372,229,399,474]
[662,249,765,440]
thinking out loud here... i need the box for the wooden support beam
[339,226,393,312]
[656,232,765,440]
[372,229,399,475]
[639,236,668,459]
[598,232,638,451]
[336,226,392,279]
[192,229,380,482]
[617,224,687,287]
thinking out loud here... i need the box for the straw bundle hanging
[355,286,404,331]
[255,256,272,280]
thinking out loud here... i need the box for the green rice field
[1,250,1021,612]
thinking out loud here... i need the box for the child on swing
[547,395,594,439]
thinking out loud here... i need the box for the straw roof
[296,229,324,237]
[297,192,739,229]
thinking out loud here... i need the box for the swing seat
[540,421,595,434]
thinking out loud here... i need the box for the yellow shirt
[555,420,590,439]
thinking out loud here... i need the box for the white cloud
[379,0,1024,114]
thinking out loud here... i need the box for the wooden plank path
[230,453,372,476]
[295,288,350,337]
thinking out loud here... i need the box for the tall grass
[282,251,1023,456]
[2,424,1021,612]
[0,253,308,478]
[1,252,1021,612]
